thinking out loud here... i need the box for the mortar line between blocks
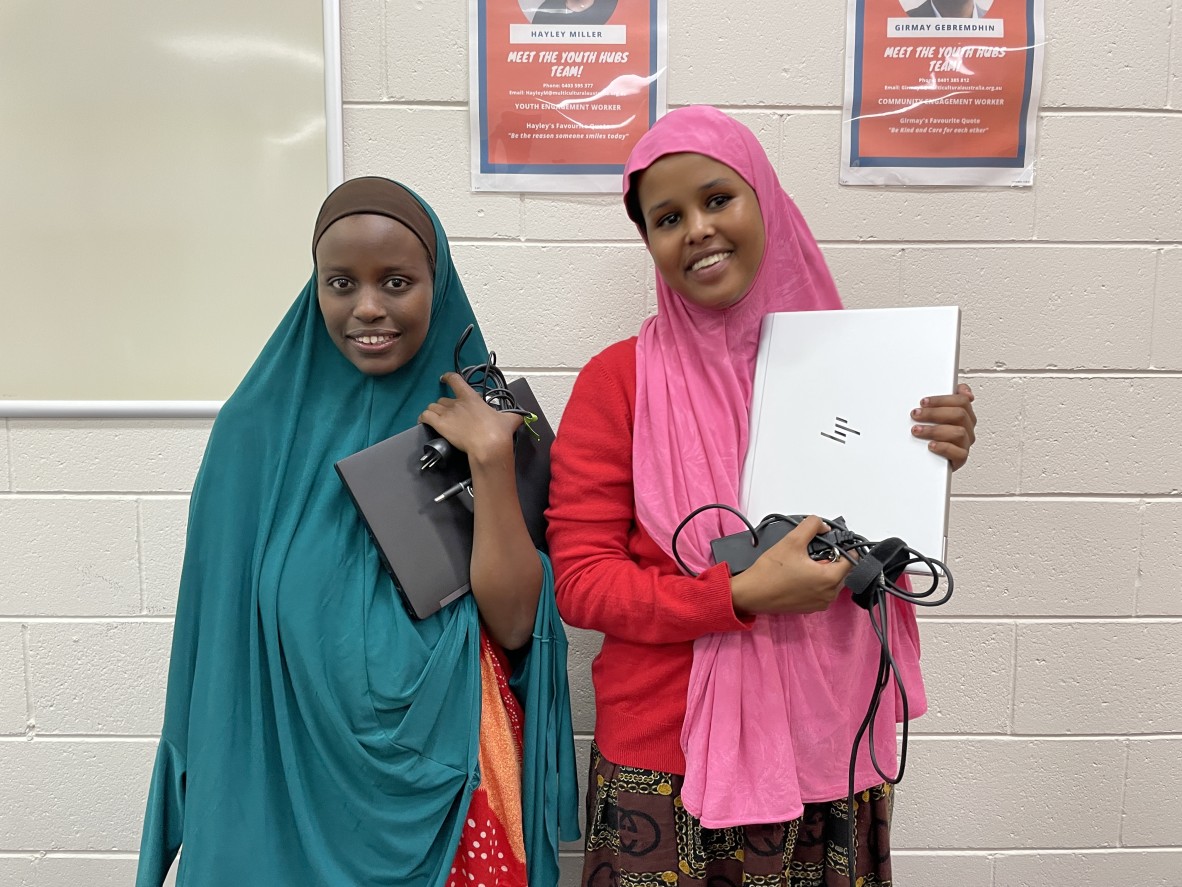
[4,418,12,490]
[136,500,146,615]
[1133,499,1148,616]
[0,616,175,624]
[0,852,141,860]
[1015,375,1028,493]
[1007,621,1019,735]
[1117,737,1132,847]
[21,623,34,737]
[0,492,191,500]
[773,112,785,170]
[953,493,1182,502]
[14,847,1181,860]
[1150,248,1164,371]
[915,616,1182,624]
[1166,3,1178,110]
[902,733,1182,741]
[891,848,1182,857]
[0,734,160,743]
[345,102,1182,118]
[379,0,389,103]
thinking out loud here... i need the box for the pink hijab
[627,107,923,827]
[628,105,843,572]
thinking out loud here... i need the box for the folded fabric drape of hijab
[626,107,926,827]
[135,178,579,887]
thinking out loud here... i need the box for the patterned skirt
[581,744,894,887]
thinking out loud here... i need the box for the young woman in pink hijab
[547,106,977,886]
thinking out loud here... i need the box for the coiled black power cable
[421,324,539,481]
[451,323,536,423]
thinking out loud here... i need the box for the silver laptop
[739,306,961,568]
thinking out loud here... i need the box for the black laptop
[334,377,554,619]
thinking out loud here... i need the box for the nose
[685,208,715,243]
[352,285,387,322]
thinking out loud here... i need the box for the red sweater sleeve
[547,340,752,643]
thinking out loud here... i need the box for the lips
[346,329,400,353]
[686,249,733,276]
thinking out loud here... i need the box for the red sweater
[547,338,753,775]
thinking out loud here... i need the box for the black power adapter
[709,513,857,573]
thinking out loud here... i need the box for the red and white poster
[841,0,1045,186]
[469,1,667,192]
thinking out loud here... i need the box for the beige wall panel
[910,620,1015,735]
[0,624,26,736]
[0,856,141,887]
[384,0,468,103]
[1041,1,1171,108]
[8,419,211,492]
[942,499,1141,617]
[0,423,10,491]
[1123,739,1182,846]
[0,0,330,400]
[0,741,157,850]
[667,4,845,107]
[1013,623,1182,735]
[995,851,1182,886]
[451,242,652,367]
[341,0,384,103]
[1035,115,1182,243]
[1139,501,1182,616]
[781,113,1038,242]
[344,106,522,239]
[942,376,1025,496]
[893,738,1125,849]
[27,622,174,735]
[1151,247,1182,370]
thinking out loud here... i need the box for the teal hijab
[136,179,579,887]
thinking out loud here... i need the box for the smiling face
[315,213,433,376]
[635,152,766,311]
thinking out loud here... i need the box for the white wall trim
[0,402,222,419]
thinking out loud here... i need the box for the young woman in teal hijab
[136,177,579,887]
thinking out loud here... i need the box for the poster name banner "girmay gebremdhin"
[841,0,1045,186]
[469,0,667,193]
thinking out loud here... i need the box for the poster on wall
[469,0,667,193]
[841,0,1045,186]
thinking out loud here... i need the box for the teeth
[691,252,731,272]
[357,335,394,345]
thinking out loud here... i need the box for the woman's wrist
[466,436,516,472]
[729,571,755,617]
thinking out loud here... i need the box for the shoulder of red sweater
[585,336,637,376]
[567,337,637,418]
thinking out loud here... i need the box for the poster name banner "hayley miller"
[470,1,667,193]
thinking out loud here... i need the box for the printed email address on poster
[886,18,1004,37]
[509,24,627,44]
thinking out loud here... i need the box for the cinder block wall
[2,2,1180,885]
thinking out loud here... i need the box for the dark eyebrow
[644,177,734,220]
[318,264,418,277]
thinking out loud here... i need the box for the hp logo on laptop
[821,416,861,444]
